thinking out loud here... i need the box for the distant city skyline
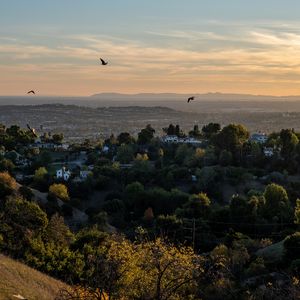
[2,0,300,96]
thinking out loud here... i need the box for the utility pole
[183,218,197,250]
[192,218,196,250]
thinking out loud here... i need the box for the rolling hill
[0,254,69,300]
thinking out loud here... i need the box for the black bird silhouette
[27,124,37,137]
[187,96,195,103]
[99,58,108,65]
[27,90,35,94]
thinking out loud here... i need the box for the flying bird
[27,90,35,94]
[27,124,37,137]
[99,58,108,65]
[187,96,195,103]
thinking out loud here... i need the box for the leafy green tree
[263,183,292,222]
[0,196,48,255]
[202,123,221,138]
[266,132,280,148]
[3,196,48,232]
[0,123,5,134]
[25,239,84,283]
[188,148,205,167]
[4,151,18,163]
[295,199,300,225]
[105,238,203,300]
[73,226,108,251]
[45,213,74,246]
[164,124,175,135]
[102,199,125,214]
[174,124,185,137]
[249,141,263,159]
[156,215,183,238]
[214,124,249,160]
[245,257,267,277]
[105,134,118,146]
[196,166,218,192]
[117,132,135,145]
[189,124,201,138]
[219,150,233,166]
[18,186,34,201]
[116,144,134,163]
[182,192,211,219]
[52,133,64,144]
[201,146,217,166]
[135,153,149,161]
[38,150,52,167]
[0,172,17,198]
[0,158,15,172]
[175,144,194,165]
[33,166,49,192]
[6,125,21,137]
[34,167,48,183]
[215,124,250,153]
[125,181,144,208]
[280,129,299,161]
[137,124,155,144]
[6,125,35,145]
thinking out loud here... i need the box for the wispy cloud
[3,21,300,95]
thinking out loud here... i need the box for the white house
[161,135,179,143]
[80,170,92,180]
[56,167,71,181]
[182,137,203,145]
[40,142,56,149]
[250,133,268,144]
[263,147,274,157]
[54,143,69,150]
[102,145,110,153]
[161,135,202,145]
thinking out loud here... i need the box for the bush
[245,257,267,277]
[49,183,69,202]
[102,199,125,214]
[289,259,300,276]
[0,172,17,198]
[18,186,34,201]
[284,232,300,261]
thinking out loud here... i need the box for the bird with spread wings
[99,58,108,65]
[187,96,195,103]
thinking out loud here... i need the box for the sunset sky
[2,0,300,96]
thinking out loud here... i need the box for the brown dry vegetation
[0,254,69,300]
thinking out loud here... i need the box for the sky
[2,0,300,96]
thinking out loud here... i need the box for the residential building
[250,133,268,144]
[80,170,92,180]
[161,135,179,143]
[263,147,274,157]
[56,167,71,181]
[161,135,202,145]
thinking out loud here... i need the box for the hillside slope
[0,254,68,300]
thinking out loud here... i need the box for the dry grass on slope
[0,254,69,300]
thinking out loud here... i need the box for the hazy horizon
[4,91,300,98]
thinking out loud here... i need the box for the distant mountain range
[90,92,300,101]
[1,93,300,114]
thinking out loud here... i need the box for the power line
[182,218,296,226]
